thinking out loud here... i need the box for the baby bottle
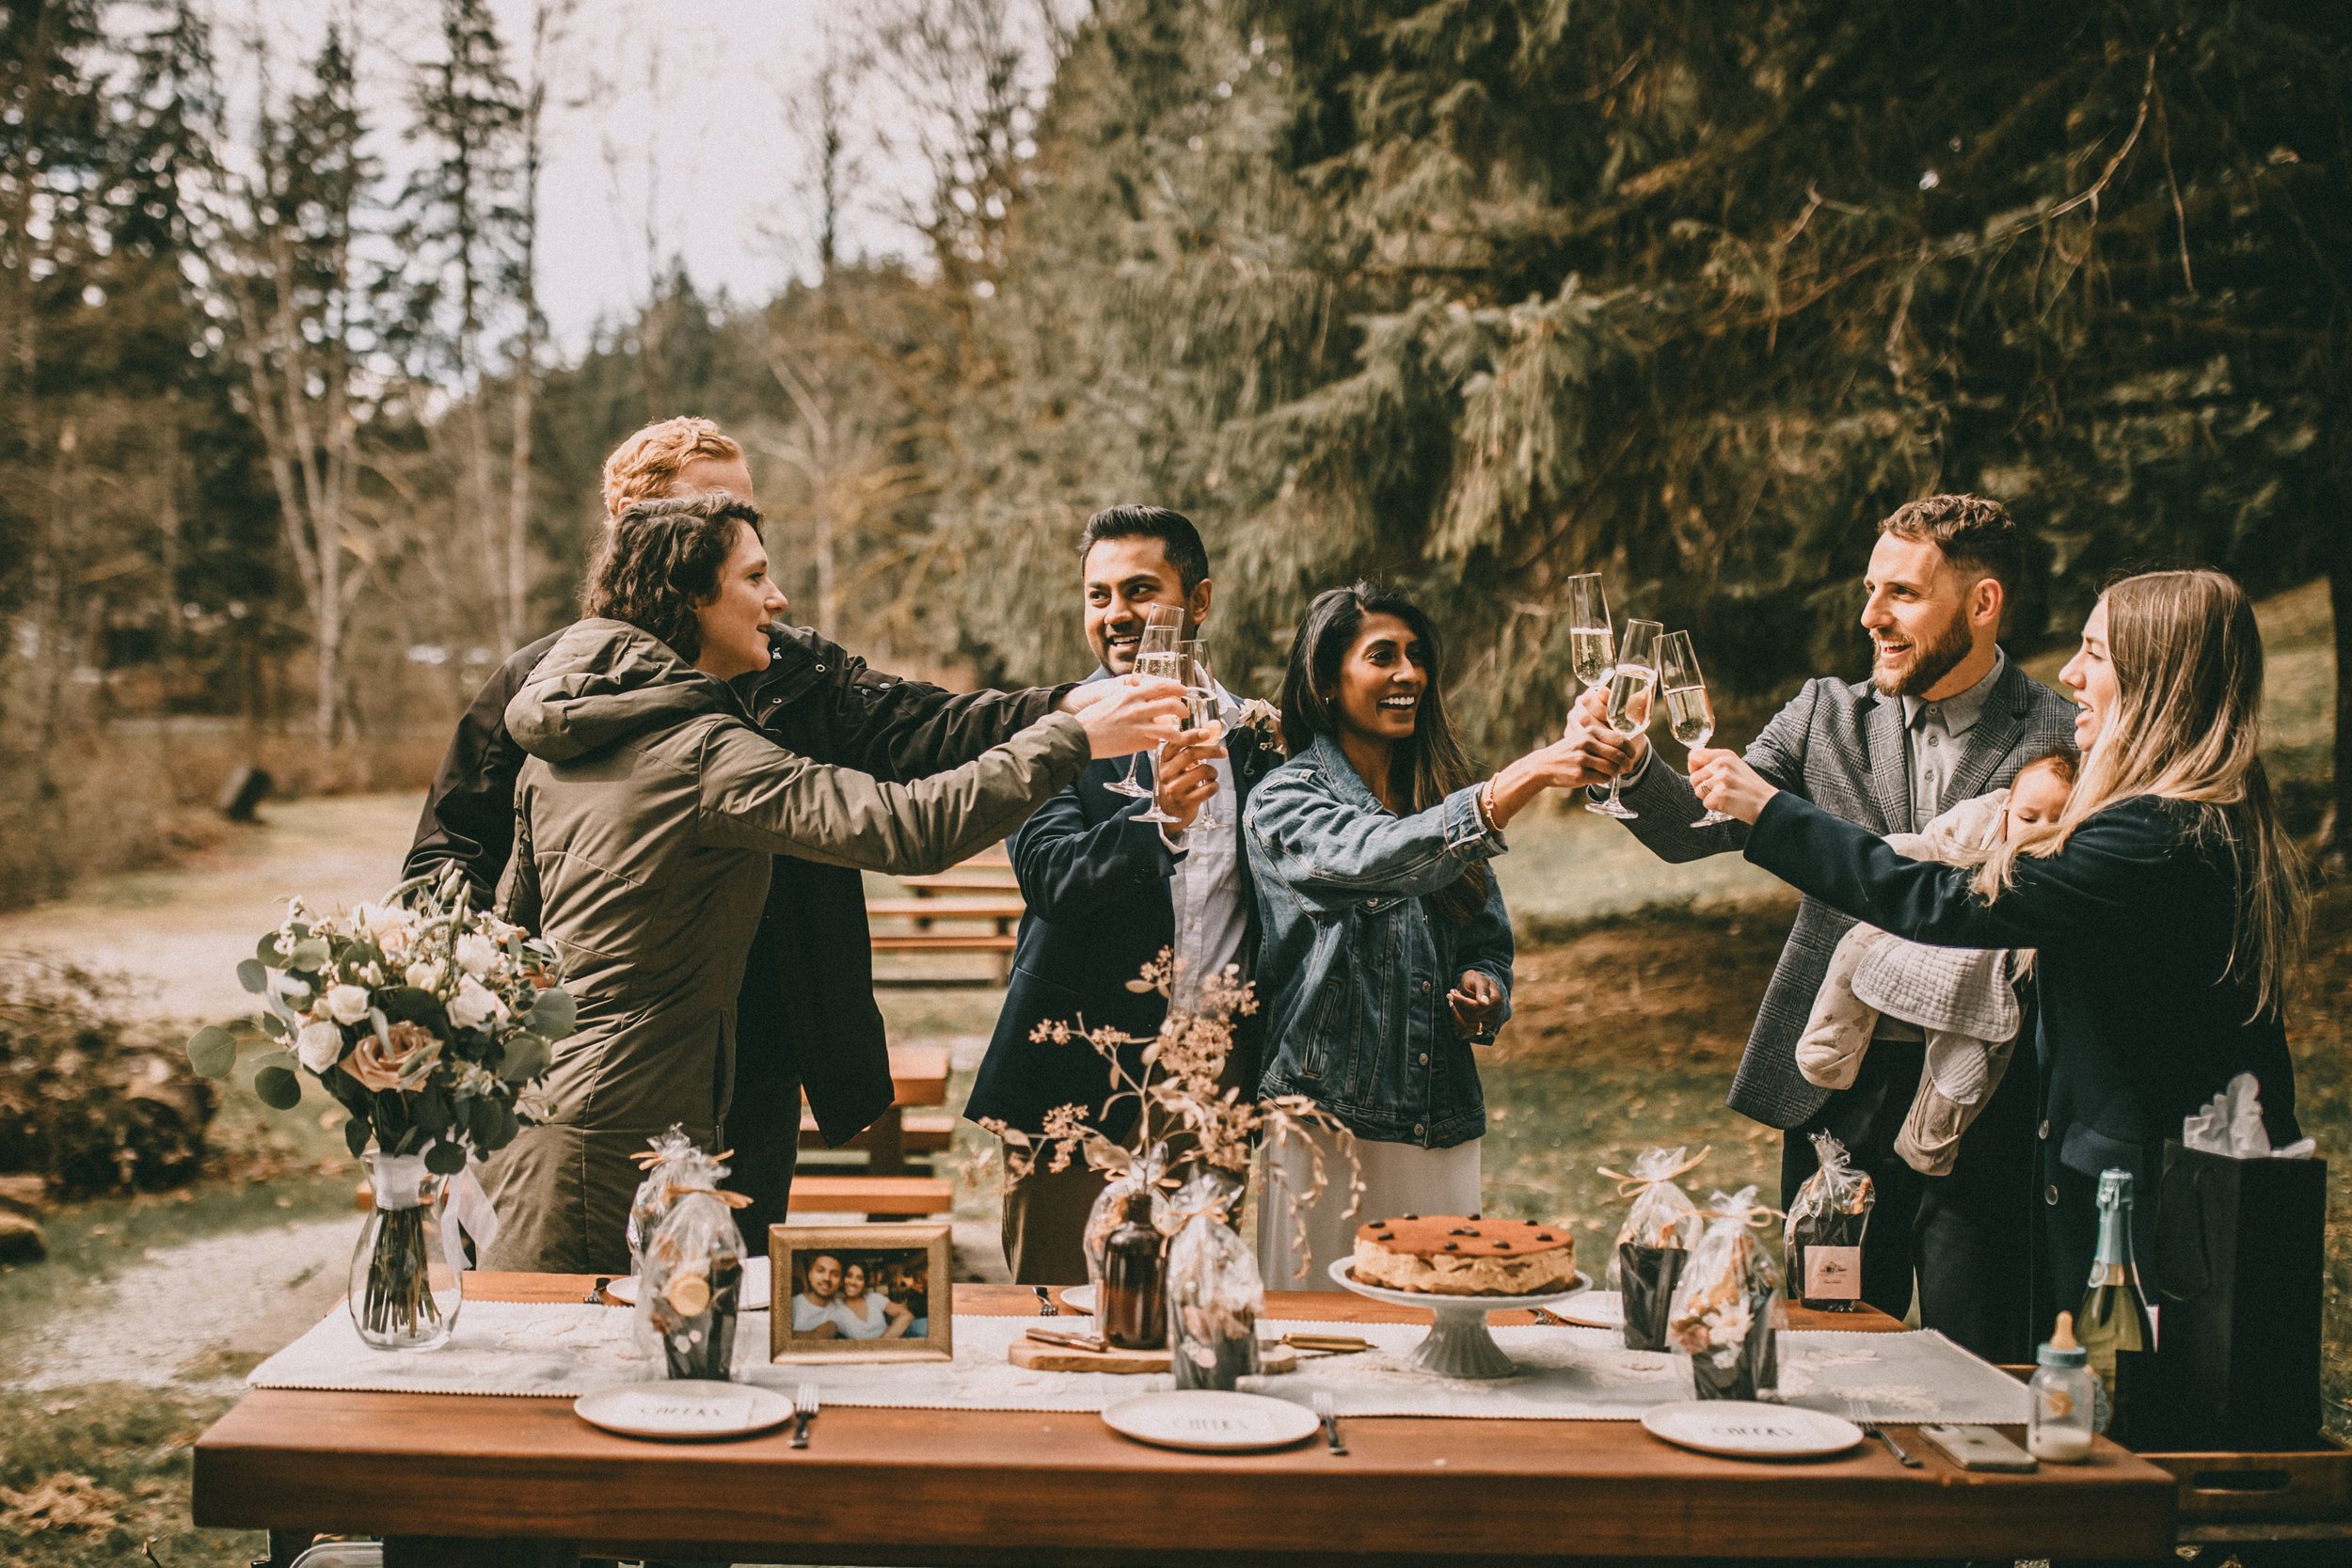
[2027,1310,2097,1462]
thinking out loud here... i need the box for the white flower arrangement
[185,866,576,1171]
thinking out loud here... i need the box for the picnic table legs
[381,1537,578,1567]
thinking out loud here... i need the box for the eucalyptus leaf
[257,1011,289,1040]
[255,932,287,967]
[252,1065,303,1110]
[497,1032,552,1085]
[523,987,577,1040]
[186,1026,238,1079]
[236,958,268,994]
[288,936,331,972]
[424,1139,469,1176]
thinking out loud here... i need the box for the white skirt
[1256,1127,1482,1291]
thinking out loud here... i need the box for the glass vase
[350,1151,462,1351]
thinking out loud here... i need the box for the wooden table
[195,1276,2177,1567]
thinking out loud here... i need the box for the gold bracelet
[1478,777,1499,831]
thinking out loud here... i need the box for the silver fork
[1313,1390,1346,1455]
[1844,1398,1921,1467]
[1034,1286,1059,1317]
[791,1381,820,1449]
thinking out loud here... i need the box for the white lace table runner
[249,1304,2027,1423]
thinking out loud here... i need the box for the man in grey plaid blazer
[1600,496,2077,1361]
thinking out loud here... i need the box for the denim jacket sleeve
[1243,764,1505,916]
[1451,870,1516,1035]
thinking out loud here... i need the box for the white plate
[1102,1391,1321,1452]
[1327,1257,1593,1312]
[1553,1289,1626,1328]
[1057,1283,1097,1315]
[606,1255,771,1311]
[574,1380,793,1440]
[1640,1400,1864,1460]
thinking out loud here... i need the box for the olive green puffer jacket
[479,618,1088,1272]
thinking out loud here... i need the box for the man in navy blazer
[964,506,1279,1283]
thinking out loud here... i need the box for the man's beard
[1872,608,1975,699]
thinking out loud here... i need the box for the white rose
[453,933,499,977]
[405,960,443,991]
[449,974,507,1032]
[296,1019,345,1073]
[354,901,415,932]
[325,984,373,1024]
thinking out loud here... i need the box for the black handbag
[2149,1140,2326,1449]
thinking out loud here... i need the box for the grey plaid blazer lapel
[1864,690,1912,834]
[1941,662,2032,806]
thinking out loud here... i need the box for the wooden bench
[866,896,1027,934]
[802,1108,954,1153]
[796,1045,954,1206]
[784,1174,953,1219]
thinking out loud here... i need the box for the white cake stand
[1327,1258,1592,1379]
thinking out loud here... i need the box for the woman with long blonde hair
[1690,568,2308,1293]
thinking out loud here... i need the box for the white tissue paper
[2181,1072,2316,1159]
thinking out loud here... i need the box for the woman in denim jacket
[1246,584,1633,1287]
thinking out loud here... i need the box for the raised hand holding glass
[1586,618,1661,820]
[1104,606,1187,800]
[1658,629,1734,826]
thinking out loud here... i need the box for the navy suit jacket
[964,718,1279,1138]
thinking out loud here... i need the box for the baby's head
[2004,744,2080,840]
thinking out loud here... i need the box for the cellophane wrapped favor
[625,1124,703,1272]
[1670,1184,1783,1401]
[1164,1168,1261,1391]
[1785,1131,1875,1311]
[634,1160,749,1380]
[1605,1146,1708,1351]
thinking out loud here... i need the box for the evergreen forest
[4,0,2347,904]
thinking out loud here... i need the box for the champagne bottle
[2076,1168,2153,1435]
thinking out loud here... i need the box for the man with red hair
[407,415,1099,1241]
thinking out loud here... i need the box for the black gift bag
[1618,1242,1686,1353]
[2151,1140,2326,1450]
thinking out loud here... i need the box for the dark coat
[405,623,1071,1147]
[963,713,1283,1139]
[1613,656,2078,1128]
[1743,789,2301,1287]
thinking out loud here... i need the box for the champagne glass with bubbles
[1104,605,1187,801]
[1659,630,1734,827]
[1565,574,1613,699]
[1180,639,1228,831]
[1585,618,1661,820]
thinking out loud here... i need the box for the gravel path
[0,793,421,1024]
[11,1218,357,1394]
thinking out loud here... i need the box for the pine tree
[393,0,529,650]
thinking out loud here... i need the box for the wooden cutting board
[1008,1338,1298,1374]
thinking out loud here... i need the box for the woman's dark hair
[581,493,762,663]
[1279,582,1489,925]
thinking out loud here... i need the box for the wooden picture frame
[769,1223,954,1363]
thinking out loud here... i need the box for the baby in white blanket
[1796,749,2076,1176]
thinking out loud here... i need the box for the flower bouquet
[982,952,1360,1388]
[185,868,577,1349]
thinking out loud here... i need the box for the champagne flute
[1179,639,1228,831]
[1658,630,1734,828]
[1129,618,1190,826]
[1104,605,1187,800]
[1565,574,1614,695]
[1585,618,1661,820]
